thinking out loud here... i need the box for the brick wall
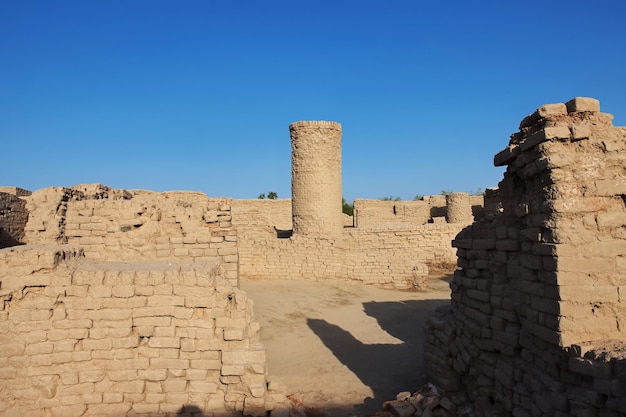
[424,97,626,416]
[353,195,484,228]
[232,195,478,287]
[0,245,282,417]
[23,185,239,287]
[235,223,465,288]
[231,199,292,232]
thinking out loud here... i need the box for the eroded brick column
[289,121,342,236]
[445,192,472,223]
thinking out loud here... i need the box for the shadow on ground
[307,298,449,415]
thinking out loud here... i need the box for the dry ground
[241,275,452,417]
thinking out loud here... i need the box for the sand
[240,275,452,416]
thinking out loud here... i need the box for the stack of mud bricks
[290,121,343,237]
[22,185,239,287]
[0,245,283,417]
[0,187,31,248]
[424,98,626,416]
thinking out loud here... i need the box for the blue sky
[2,1,625,202]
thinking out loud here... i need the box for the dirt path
[241,275,452,416]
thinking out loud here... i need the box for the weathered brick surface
[290,121,343,237]
[234,221,463,288]
[22,184,238,287]
[0,246,276,416]
[232,194,481,288]
[424,97,626,416]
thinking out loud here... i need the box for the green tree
[440,189,453,196]
[413,194,424,201]
[267,191,278,200]
[342,198,353,216]
[258,193,266,199]
[379,196,401,201]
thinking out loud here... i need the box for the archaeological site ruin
[0,96,624,416]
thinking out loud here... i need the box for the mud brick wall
[353,198,441,227]
[23,185,239,287]
[424,97,626,416]
[231,199,293,233]
[353,194,484,228]
[0,189,31,248]
[236,223,465,288]
[232,195,473,287]
[0,245,281,417]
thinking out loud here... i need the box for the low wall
[237,223,465,288]
[353,195,484,228]
[232,196,477,287]
[0,245,283,417]
[424,97,626,416]
[353,197,445,227]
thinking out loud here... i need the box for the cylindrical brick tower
[446,192,473,223]
[289,121,343,236]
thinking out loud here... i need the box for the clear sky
[2,1,625,202]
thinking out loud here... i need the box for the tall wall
[0,188,31,248]
[424,97,626,416]
[0,245,282,417]
[23,184,238,287]
[290,121,343,236]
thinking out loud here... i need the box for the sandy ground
[240,275,452,417]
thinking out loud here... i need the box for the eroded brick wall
[23,185,238,287]
[0,245,282,417]
[353,195,484,228]
[231,199,292,233]
[424,97,626,416]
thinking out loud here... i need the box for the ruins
[0,96,624,416]
[0,121,479,416]
[232,120,482,289]
[425,97,626,416]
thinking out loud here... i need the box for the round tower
[289,121,343,236]
[446,192,473,223]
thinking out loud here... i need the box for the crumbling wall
[23,184,238,287]
[424,97,626,416]
[0,187,31,248]
[231,199,292,233]
[0,245,283,417]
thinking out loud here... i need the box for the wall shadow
[307,298,449,415]
[174,404,209,416]
[0,229,25,249]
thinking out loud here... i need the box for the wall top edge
[289,121,342,129]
